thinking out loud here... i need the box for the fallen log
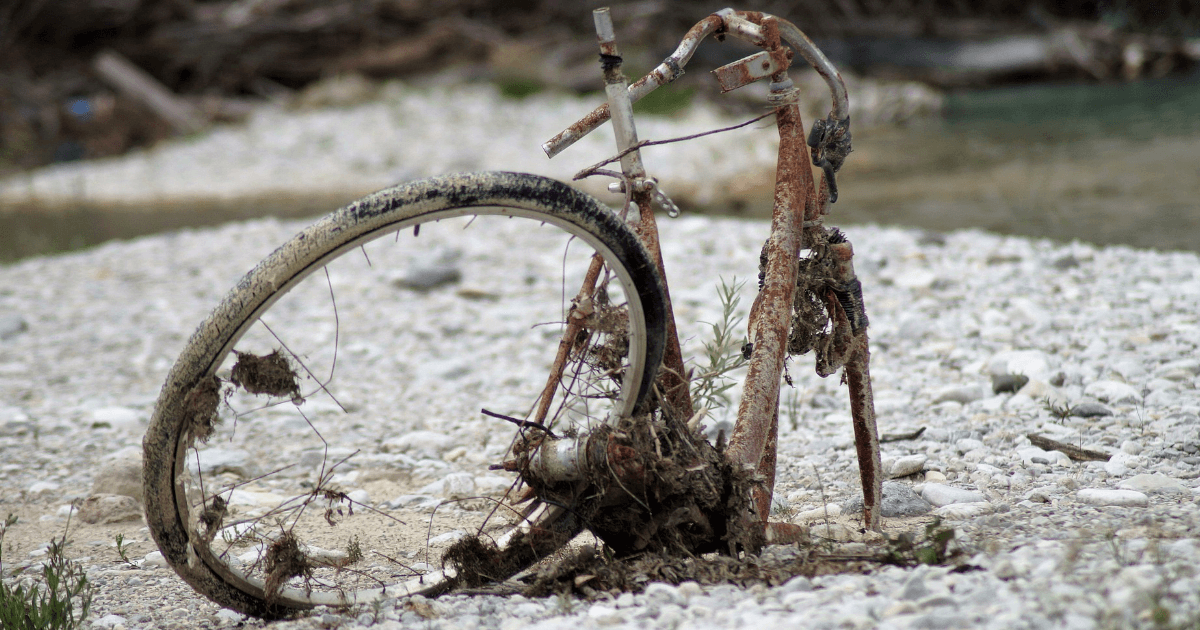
[93,49,206,135]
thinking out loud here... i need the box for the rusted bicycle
[143,7,880,618]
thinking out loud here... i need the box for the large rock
[93,457,143,503]
[78,494,142,524]
[841,482,933,517]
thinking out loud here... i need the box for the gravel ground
[3,212,1200,630]
[2,81,1200,630]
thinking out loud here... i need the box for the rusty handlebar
[541,9,850,159]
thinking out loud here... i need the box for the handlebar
[542,9,850,159]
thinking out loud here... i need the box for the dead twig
[880,427,926,443]
[481,408,559,438]
[1026,433,1110,462]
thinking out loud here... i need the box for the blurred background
[1,0,1198,260]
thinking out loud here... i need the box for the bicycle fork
[723,14,881,534]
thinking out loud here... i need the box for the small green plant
[785,389,801,433]
[1043,396,1072,423]
[345,536,363,565]
[882,518,959,566]
[690,277,746,418]
[113,534,135,567]
[1,512,94,630]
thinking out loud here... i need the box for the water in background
[2,71,1199,262]
[833,68,1200,252]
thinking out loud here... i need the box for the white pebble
[933,502,993,519]
[384,430,456,457]
[142,551,169,568]
[1105,452,1140,477]
[28,481,60,494]
[987,350,1053,382]
[921,483,986,506]
[91,406,142,430]
[427,530,466,546]
[91,614,128,629]
[1117,473,1187,495]
[887,454,928,478]
[1076,488,1148,507]
[792,504,842,521]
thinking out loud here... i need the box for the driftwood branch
[92,49,205,134]
[1026,433,1111,462]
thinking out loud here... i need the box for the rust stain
[546,103,611,153]
[762,521,808,545]
[712,55,761,93]
[844,341,881,532]
[726,103,811,475]
[739,11,765,24]
[751,408,779,521]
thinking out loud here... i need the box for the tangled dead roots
[442,536,505,589]
[231,350,301,399]
[263,531,313,602]
[443,526,577,589]
[576,415,761,558]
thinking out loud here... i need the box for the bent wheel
[143,172,666,617]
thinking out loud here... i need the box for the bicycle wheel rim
[144,172,666,617]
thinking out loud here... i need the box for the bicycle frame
[533,8,881,536]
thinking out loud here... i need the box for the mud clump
[183,374,222,442]
[231,350,301,400]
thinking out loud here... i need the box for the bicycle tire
[143,172,666,618]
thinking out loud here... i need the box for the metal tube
[543,15,723,158]
[774,19,850,120]
[594,9,646,180]
[725,102,810,470]
[592,7,692,419]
